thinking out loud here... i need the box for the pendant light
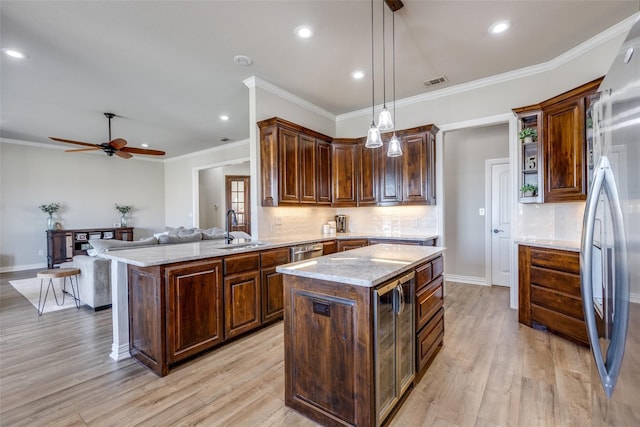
[377,0,393,131]
[387,9,403,157]
[365,0,382,148]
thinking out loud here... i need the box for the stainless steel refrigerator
[581,15,640,425]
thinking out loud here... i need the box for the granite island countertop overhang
[102,232,439,267]
[276,244,445,287]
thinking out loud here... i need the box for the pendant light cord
[382,0,386,109]
[371,0,375,124]
[392,10,396,125]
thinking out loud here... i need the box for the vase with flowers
[115,204,133,227]
[39,202,61,230]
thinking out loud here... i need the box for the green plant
[518,127,538,141]
[39,202,61,215]
[115,204,133,215]
[520,183,538,195]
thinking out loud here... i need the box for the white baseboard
[631,293,640,304]
[445,274,489,286]
[0,263,47,273]
[110,343,131,361]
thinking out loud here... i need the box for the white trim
[631,293,640,304]
[336,13,638,122]
[0,263,46,273]
[485,158,510,290]
[445,274,489,286]
[243,76,336,121]
[164,139,250,163]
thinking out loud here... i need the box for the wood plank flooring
[1,269,595,426]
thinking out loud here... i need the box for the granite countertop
[104,232,439,267]
[515,238,580,252]
[276,244,445,288]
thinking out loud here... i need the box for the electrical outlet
[38,249,44,256]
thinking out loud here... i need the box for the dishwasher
[290,243,323,262]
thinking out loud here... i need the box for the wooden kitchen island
[277,244,445,427]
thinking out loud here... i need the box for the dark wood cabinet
[518,245,588,346]
[258,117,333,206]
[379,141,403,205]
[414,254,444,379]
[402,131,436,204]
[322,240,337,255]
[332,139,359,207]
[514,77,602,203]
[165,260,224,364]
[260,247,290,324]
[46,227,134,268]
[337,239,369,252]
[224,270,261,339]
[358,141,379,206]
[317,140,332,205]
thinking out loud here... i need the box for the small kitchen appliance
[335,214,347,233]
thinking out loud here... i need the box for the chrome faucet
[225,209,237,244]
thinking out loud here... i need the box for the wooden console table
[46,227,134,268]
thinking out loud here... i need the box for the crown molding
[243,76,336,121]
[337,12,639,122]
[164,138,250,163]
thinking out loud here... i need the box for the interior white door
[491,162,511,287]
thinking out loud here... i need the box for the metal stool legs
[38,278,61,316]
[37,275,81,316]
[61,275,81,309]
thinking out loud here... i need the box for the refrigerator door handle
[580,155,630,399]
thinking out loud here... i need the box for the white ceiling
[1,1,638,158]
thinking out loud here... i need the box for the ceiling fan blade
[120,146,166,156]
[65,147,101,153]
[49,137,100,148]
[115,151,133,159]
[109,138,128,150]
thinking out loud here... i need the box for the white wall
[443,125,509,279]
[198,167,223,229]
[0,142,165,271]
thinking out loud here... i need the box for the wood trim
[257,117,332,142]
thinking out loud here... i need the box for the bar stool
[36,268,81,316]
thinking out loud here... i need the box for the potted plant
[39,202,61,230]
[115,204,133,227]
[520,183,538,197]
[518,127,537,143]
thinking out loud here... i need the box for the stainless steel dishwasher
[290,243,323,262]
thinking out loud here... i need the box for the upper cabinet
[514,77,602,203]
[258,117,333,207]
[258,117,439,207]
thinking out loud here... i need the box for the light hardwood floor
[1,269,594,426]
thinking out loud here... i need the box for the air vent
[220,137,231,142]
[423,76,448,87]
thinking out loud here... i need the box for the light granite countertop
[515,238,580,252]
[103,232,439,267]
[276,244,445,288]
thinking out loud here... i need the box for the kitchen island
[102,233,438,374]
[277,244,445,427]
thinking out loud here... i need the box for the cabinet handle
[580,155,629,399]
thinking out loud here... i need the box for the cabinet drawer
[260,247,289,269]
[323,240,337,255]
[431,255,443,278]
[416,276,444,331]
[224,253,260,275]
[531,305,588,346]
[530,247,579,275]
[417,307,444,374]
[415,262,433,290]
[530,266,581,297]
[531,285,584,320]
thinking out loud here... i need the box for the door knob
[493,229,504,233]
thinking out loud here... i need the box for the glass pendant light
[365,0,382,148]
[387,9,403,157]
[377,0,393,132]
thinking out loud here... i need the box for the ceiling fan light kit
[49,113,165,159]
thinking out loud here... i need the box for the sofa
[62,227,250,310]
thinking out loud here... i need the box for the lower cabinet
[337,239,369,252]
[224,270,261,339]
[260,247,290,324]
[414,254,444,379]
[518,245,588,346]
[322,240,337,255]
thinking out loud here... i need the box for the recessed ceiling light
[295,25,313,39]
[489,20,511,35]
[141,143,149,148]
[351,70,365,80]
[2,48,26,59]
[234,55,253,66]
[219,115,229,121]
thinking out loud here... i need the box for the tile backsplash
[517,202,585,242]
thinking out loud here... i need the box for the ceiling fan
[49,113,165,159]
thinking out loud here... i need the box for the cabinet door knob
[493,229,504,234]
